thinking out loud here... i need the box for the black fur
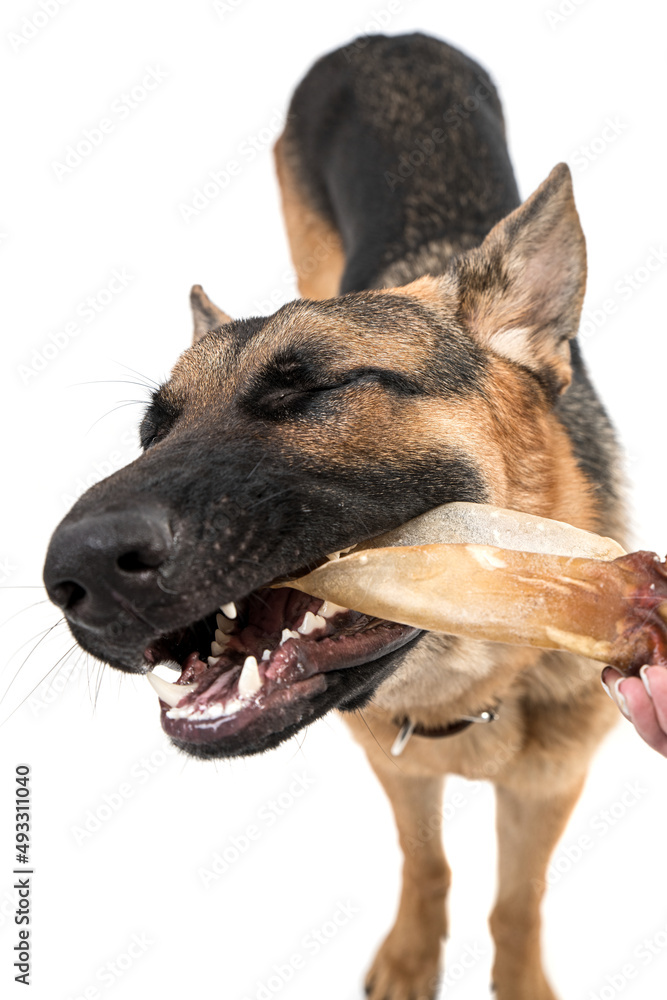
[283,33,520,291]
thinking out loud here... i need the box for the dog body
[275,34,624,1000]
[44,33,625,1000]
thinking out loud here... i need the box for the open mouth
[143,584,419,757]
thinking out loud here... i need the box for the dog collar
[390,704,500,757]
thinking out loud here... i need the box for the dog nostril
[116,549,164,573]
[52,580,87,612]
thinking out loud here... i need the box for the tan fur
[190,284,232,343]
[269,150,622,1000]
[273,134,345,300]
[456,164,587,395]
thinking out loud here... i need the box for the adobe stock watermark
[51,66,168,180]
[532,779,648,892]
[8,0,73,53]
[70,742,178,846]
[60,428,139,510]
[341,0,412,63]
[569,117,628,173]
[212,0,249,16]
[579,245,667,342]
[250,232,340,313]
[64,932,153,999]
[178,107,288,223]
[28,654,85,717]
[197,771,316,887]
[17,268,134,385]
[406,782,480,857]
[240,899,359,1000]
[384,77,493,191]
[0,555,17,585]
[424,941,487,998]
[545,0,591,29]
[406,739,521,856]
[587,916,667,999]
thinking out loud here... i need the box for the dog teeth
[297,611,326,635]
[216,613,235,634]
[261,649,271,661]
[238,655,262,697]
[319,601,347,619]
[211,628,232,656]
[220,602,237,619]
[147,673,198,708]
[166,696,245,721]
[281,628,299,644]
[208,655,221,667]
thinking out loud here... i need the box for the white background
[1,1,666,998]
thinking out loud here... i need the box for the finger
[602,667,667,755]
[600,666,631,719]
[640,665,667,733]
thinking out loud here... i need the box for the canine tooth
[214,629,231,646]
[319,601,348,619]
[281,628,299,643]
[238,655,262,697]
[262,649,271,661]
[297,611,326,635]
[208,655,221,667]
[220,602,237,619]
[147,673,197,708]
[210,640,226,656]
[216,613,235,634]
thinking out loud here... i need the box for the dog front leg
[490,776,586,1000]
[364,767,449,1000]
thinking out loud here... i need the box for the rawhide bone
[276,504,667,676]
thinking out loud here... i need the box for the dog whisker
[114,361,162,391]
[1,618,68,705]
[0,597,51,631]
[85,400,147,436]
[0,640,80,725]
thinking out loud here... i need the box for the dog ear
[455,163,586,395]
[190,285,233,343]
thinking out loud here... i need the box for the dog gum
[283,543,667,675]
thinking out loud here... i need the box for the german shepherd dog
[44,33,624,1000]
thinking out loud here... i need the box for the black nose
[43,506,173,629]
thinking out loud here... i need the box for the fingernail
[614,678,631,719]
[640,664,653,699]
[601,669,614,700]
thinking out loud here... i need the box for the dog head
[43,164,587,757]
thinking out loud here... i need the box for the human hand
[602,665,667,756]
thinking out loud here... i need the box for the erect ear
[455,163,586,395]
[190,284,233,344]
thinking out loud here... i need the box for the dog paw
[364,931,441,1000]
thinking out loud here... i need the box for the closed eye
[244,366,421,420]
[140,387,181,449]
[247,379,348,419]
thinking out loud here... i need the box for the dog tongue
[278,503,667,677]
